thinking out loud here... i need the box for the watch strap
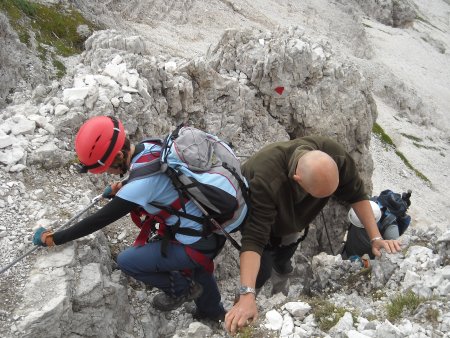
[239,285,256,295]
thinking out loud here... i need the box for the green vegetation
[412,142,441,151]
[1,0,32,45]
[395,150,430,183]
[401,133,422,142]
[1,0,98,78]
[366,313,378,321]
[11,0,36,16]
[371,289,387,302]
[237,326,255,338]
[53,59,66,79]
[372,123,431,184]
[308,298,356,332]
[1,0,96,55]
[386,290,423,322]
[400,133,442,151]
[346,267,371,286]
[372,123,395,147]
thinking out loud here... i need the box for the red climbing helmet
[75,116,125,174]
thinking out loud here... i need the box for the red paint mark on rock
[275,86,284,95]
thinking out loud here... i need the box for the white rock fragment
[123,93,133,103]
[118,230,127,241]
[376,320,402,337]
[111,55,123,65]
[329,312,354,335]
[347,330,372,338]
[0,146,25,166]
[103,63,127,84]
[111,97,120,107]
[54,104,69,116]
[442,265,450,279]
[280,313,294,337]
[11,115,36,136]
[63,87,90,107]
[122,85,139,93]
[9,164,26,172]
[187,322,212,337]
[165,61,177,72]
[127,74,139,88]
[0,135,14,149]
[282,302,311,319]
[35,246,76,269]
[265,309,283,330]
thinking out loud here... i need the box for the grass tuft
[401,133,423,142]
[28,3,94,56]
[372,123,431,184]
[236,326,254,338]
[53,59,66,79]
[1,0,98,78]
[12,0,36,16]
[386,290,423,322]
[395,150,430,183]
[372,123,395,147]
[346,267,371,286]
[308,298,355,332]
[371,289,386,301]
[412,142,441,151]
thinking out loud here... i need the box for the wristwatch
[238,285,256,296]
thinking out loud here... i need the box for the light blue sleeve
[116,174,204,245]
[117,175,175,208]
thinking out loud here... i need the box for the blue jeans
[117,240,224,317]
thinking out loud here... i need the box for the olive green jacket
[241,136,368,255]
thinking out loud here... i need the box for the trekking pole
[0,194,103,275]
[320,210,335,255]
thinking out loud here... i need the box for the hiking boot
[152,282,203,311]
[193,308,226,323]
[270,268,290,296]
[273,260,294,275]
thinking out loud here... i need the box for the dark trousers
[255,241,299,289]
[117,238,225,317]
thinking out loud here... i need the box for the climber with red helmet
[32,115,227,322]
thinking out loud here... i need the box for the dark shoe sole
[152,283,203,311]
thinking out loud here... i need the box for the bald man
[225,136,401,334]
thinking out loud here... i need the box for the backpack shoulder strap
[127,139,164,183]
[128,161,162,182]
[379,212,397,233]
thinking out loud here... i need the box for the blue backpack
[127,125,249,250]
[372,189,412,236]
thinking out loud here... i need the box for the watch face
[239,286,255,294]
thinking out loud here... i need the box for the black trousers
[255,241,299,289]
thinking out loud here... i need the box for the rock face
[1,27,375,250]
[1,27,376,337]
[13,233,131,337]
[350,0,417,27]
[1,27,375,255]
[0,13,47,109]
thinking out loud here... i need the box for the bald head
[293,150,339,198]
